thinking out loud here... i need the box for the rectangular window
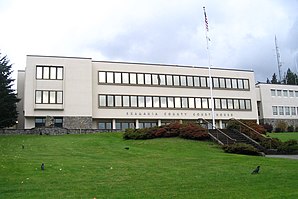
[57,92,63,104]
[115,96,122,107]
[49,91,56,104]
[123,96,130,107]
[215,99,221,109]
[189,98,195,108]
[202,98,208,109]
[130,96,137,107]
[146,96,153,107]
[173,75,180,86]
[291,107,296,115]
[153,97,160,108]
[138,96,145,107]
[239,99,245,109]
[106,72,114,83]
[194,76,200,87]
[180,76,187,86]
[159,75,166,85]
[233,99,239,109]
[296,91,298,97]
[213,78,219,88]
[175,97,181,108]
[195,98,202,109]
[152,74,159,85]
[187,76,194,87]
[227,99,233,109]
[43,67,50,79]
[238,79,244,89]
[50,67,56,79]
[271,89,276,96]
[283,90,288,97]
[99,72,106,83]
[99,95,106,107]
[221,99,227,109]
[166,75,173,86]
[57,67,63,80]
[279,106,284,115]
[243,79,249,89]
[115,72,122,83]
[137,74,144,84]
[245,100,251,110]
[145,74,152,85]
[167,97,174,108]
[231,79,238,89]
[289,90,294,97]
[107,95,114,107]
[36,91,42,104]
[272,106,278,115]
[219,78,225,88]
[130,73,137,84]
[285,107,290,115]
[181,98,188,108]
[277,90,282,96]
[122,73,129,84]
[225,78,232,89]
[42,91,49,103]
[200,77,207,87]
[35,117,46,127]
[160,97,167,108]
[36,67,43,79]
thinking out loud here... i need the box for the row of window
[98,71,250,90]
[35,90,63,104]
[35,117,63,127]
[98,95,252,110]
[272,106,298,116]
[36,65,63,80]
[271,89,298,97]
[98,120,161,130]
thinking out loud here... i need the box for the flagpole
[203,6,215,129]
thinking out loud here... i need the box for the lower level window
[35,117,63,127]
[138,120,157,128]
[116,120,135,130]
[98,120,112,130]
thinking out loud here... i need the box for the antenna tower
[275,35,282,82]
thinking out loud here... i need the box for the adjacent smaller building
[256,83,298,129]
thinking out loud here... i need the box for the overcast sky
[1,0,298,83]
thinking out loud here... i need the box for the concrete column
[135,119,139,129]
[219,120,223,129]
[112,119,116,129]
[158,119,162,126]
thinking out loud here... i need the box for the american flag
[203,7,209,32]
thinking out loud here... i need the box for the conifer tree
[0,53,19,128]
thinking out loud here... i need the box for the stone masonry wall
[63,116,93,129]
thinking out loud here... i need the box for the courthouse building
[17,55,260,130]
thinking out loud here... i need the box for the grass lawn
[268,132,298,141]
[1,133,298,199]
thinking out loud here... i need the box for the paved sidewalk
[266,155,298,160]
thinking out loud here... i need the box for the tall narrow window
[146,96,153,107]
[130,73,137,84]
[114,72,122,83]
[225,79,232,88]
[43,67,50,79]
[202,98,208,109]
[173,75,180,86]
[131,96,137,107]
[181,98,188,108]
[160,97,167,108]
[57,67,63,80]
[98,72,106,83]
[115,96,122,106]
[167,97,174,108]
[243,79,249,89]
[138,96,145,107]
[106,72,114,83]
[107,95,114,107]
[195,98,202,108]
[50,67,56,79]
[166,75,173,86]
[57,92,63,104]
[189,98,195,108]
[145,74,152,85]
[153,97,160,108]
[123,96,130,107]
[213,78,219,88]
[159,75,166,85]
[175,97,181,108]
[36,91,42,103]
[122,73,129,84]
[194,76,200,87]
[272,106,278,115]
[137,74,144,84]
[187,76,194,87]
[42,91,49,103]
[49,91,56,104]
[36,67,43,79]
[180,76,186,86]
[200,77,207,87]
[152,74,159,85]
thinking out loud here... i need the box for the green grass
[268,132,298,141]
[1,133,298,199]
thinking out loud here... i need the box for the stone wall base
[63,116,93,129]
[260,118,298,129]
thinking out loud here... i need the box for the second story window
[36,66,63,80]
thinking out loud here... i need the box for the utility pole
[275,35,282,83]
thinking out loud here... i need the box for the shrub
[275,121,287,132]
[277,139,298,154]
[179,123,209,140]
[123,128,152,140]
[222,143,260,156]
[259,138,282,149]
[287,125,294,132]
[262,123,273,133]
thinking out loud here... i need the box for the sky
[1,0,298,83]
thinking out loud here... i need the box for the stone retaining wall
[0,127,120,135]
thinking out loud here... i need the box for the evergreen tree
[271,73,279,84]
[284,68,298,85]
[0,53,19,128]
[266,78,270,83]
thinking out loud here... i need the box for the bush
[262,123,273,133]
[275,121,287,132]
[259,138,282,149]
[123,122,209,141]
[277,139,298,154]
[222,143,260,156]
[287,125,294,132]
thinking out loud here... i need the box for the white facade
[256,83,298,128]
[18,55,259,130]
